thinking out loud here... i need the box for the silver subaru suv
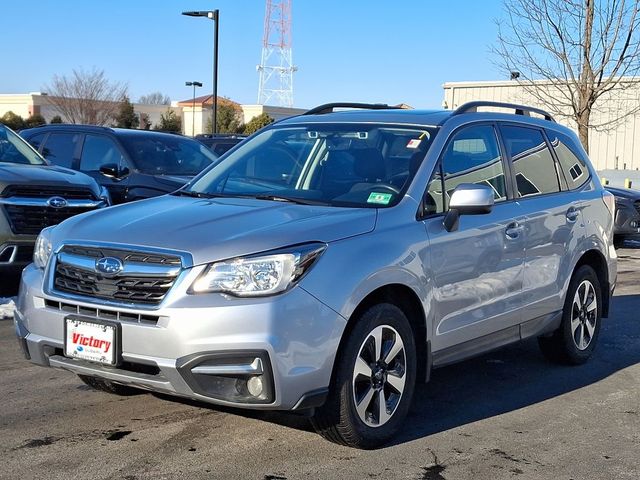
[15,101,616,448]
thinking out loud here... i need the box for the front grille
[53,246,181,305]
[1,185,96,199]
[1,185,99,235]
[45,299,160,325]
[634,200,640,215]
[3,205,95,235]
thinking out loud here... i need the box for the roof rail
[303,102,404,116]
[452,101,555,122]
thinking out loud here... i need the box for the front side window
[119,134,218,176]
[0,124,46,165]
[546,129,590,190]
[80,135,125,171]
[502,125,560,197]
[41,132,80,169]
[425,124,506,215]
[185,124,435,208]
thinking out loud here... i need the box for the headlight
[33,226,54,269]
[190,243,326,296]
[99,186,111,206]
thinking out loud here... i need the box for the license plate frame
[64,316,121,366]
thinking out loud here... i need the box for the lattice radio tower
[257,0,296,107]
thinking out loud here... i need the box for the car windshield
[185,124,435,207]
[119,133,218,176]
[0,124,46,165]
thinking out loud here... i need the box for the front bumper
[16,264,345,410]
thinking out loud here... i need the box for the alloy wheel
[570,279,598,351]
[352,325,406,427]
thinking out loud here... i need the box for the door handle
[505,222,523,239]
[566,207,579,222]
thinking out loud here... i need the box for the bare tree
[138,92,171,105]
[43,68,127,126]
[494,0,640,152]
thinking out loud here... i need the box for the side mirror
[443,184,495,232]
[100,163,129,179]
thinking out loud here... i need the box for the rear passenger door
[423,124,526,356]
[79,134,130,204]
[499,124,584,321]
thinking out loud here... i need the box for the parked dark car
[0,123,107,294]
[605,186,640,245]
[195,133,246,156]
[20,125,218,204]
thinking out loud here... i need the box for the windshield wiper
[172,190,219,199]
[253,194,329,206]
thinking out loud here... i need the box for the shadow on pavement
[154,293,640,446]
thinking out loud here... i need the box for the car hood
[51,195,377,265]
[606,186,640,200]
[0,163,100,194]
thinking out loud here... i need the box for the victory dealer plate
[64,318,118,365]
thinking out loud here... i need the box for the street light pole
[182,9,220,135]
[212,10,219,135]
[185,81,202,136]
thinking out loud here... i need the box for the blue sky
[0,0,506,109]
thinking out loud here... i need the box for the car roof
[277,108,452,128]
[20,124,185,139]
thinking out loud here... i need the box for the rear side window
[501,125,560,197]
[546,130,589,190]
[41,132,80,169]
[426,124,507,214]
[80,135,125,171]
[26,132,46,151]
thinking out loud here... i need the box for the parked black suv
[21,126,218,204]
[195,133,246,156]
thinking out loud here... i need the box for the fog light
[247,376,264,397]
[631,221,638,228]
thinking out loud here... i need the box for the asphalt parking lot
[1,249,639,480]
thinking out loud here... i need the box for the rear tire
[311,303,416,449]
[78,375,143,396]
[538,265,602,365]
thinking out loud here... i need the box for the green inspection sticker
[367,192,393,205]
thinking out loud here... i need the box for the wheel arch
[573,249,610,317]
[332,283,430,387]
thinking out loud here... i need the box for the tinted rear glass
[501,125,560,197]
[546,129,590,190]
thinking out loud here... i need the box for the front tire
[311,303,416,449]
[78,375,143,396]
[538,265,602,365]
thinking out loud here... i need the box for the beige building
[443,79,640,172]
[0,92,304,136]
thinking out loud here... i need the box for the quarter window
[426,124,507,214]
[502,125,560,197]
[546,130,590,190]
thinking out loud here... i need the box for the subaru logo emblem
[95,257,124,276]
[47,196,67,209]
